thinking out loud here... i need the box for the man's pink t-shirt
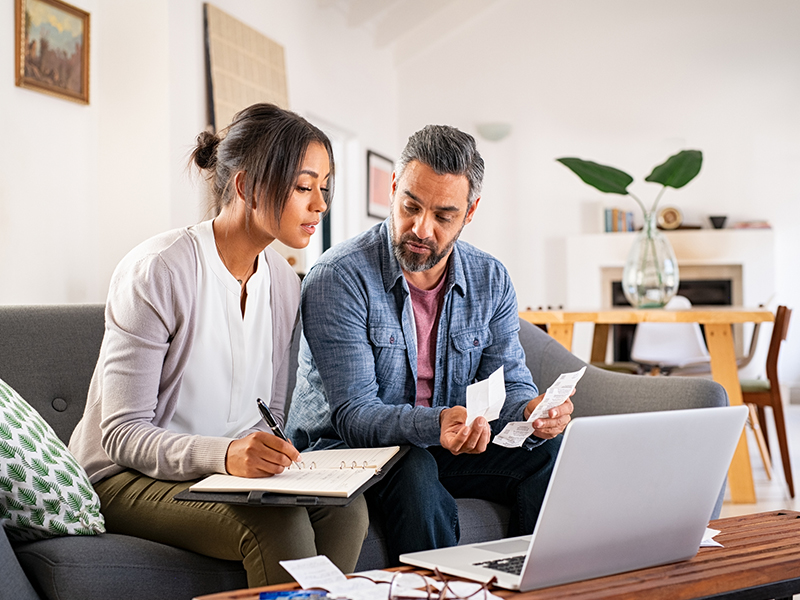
[407,273,448,408]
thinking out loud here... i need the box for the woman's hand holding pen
[225,432,300,477]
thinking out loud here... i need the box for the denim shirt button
[390,336,395,344]
[473,338,479,346]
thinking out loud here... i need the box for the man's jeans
[366,436,562,565]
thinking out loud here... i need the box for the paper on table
[700,527,723,548]
[466,366,505,426]
[279,555,347,591]
[493,367,586,448]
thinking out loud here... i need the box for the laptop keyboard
[473,554,525,575]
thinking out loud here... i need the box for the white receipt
[466,365,505,426]
[492,367,586,448]
[280,558,393,599]
[279,555,347,591]
[526,366,586,423]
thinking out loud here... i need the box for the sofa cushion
[15,533,247,600]
[0,378,105,542]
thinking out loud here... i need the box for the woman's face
[259,142,330,249]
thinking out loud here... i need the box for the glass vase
[621,212,680,308]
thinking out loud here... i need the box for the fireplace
[609,277,735,362]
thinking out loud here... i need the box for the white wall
[0,0,397,304]
[0,0,101,303]
[396,0,800,395]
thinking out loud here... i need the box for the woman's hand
[225,431,301,477]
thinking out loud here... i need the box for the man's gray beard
[390,213,464,273]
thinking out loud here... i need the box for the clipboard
[174,446,409,507]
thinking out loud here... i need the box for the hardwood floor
[720,403,799,517]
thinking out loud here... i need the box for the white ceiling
[317,0,505,63]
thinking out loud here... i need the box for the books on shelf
[189,446,401,498]
[604,208,635,232]
[729,220,771,229]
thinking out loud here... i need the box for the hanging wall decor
[15,0,90,104]
[367,150,393,220]
[203,3,288,131]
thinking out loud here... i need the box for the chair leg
[748,404,773,481]
[769,391,795,498]
[756,405,770,457]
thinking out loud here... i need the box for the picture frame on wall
[15,0,90,104]
[367,150,394,220]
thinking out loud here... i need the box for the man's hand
[225,431,301,477]
[439,406,491,455]
[523,392,574,440]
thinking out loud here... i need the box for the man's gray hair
[395,125,484,207]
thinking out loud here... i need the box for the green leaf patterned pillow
[0,378,105,542]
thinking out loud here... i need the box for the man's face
[390,160,479,273]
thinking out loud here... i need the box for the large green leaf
[645,150,703,189]
[557,157,633,195]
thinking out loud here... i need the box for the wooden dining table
[519,306,775,504]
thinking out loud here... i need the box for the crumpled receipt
[493,366,586,448]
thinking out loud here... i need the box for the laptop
[400,405,748,591]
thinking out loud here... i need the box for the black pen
[257,397,289,442]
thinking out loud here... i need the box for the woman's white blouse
[168,219,273,438]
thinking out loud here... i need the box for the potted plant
[557,150,703,308]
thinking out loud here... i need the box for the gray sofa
[0,304,728,600]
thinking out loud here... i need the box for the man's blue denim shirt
[286,220,541,452]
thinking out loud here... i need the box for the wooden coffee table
[194,510,800,600]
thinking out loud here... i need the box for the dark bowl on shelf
[709,215,727,229]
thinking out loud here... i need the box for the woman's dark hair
[191,103,334,224]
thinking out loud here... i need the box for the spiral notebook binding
[339,460,376,470]
[287,460,378,471]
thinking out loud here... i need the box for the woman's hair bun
[192,131,220,170]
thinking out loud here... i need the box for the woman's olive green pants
[95,470,369,587]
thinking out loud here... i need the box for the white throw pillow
[0,378,105,542]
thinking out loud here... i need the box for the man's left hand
[523,393,574,439]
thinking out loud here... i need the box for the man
[287,125,573,564]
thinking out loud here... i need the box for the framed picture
[367,150,394,219]
[15,0,90,104]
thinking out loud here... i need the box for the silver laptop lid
[519,405,747,590]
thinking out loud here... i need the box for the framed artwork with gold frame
[15,0,90,104]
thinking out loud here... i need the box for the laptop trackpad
[475,538,531,554]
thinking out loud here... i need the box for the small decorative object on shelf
[658,206,683,230]
[709,215,727,229]
[557,150,703,308]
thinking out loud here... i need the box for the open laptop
[400,405,748,591]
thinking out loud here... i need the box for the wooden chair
[741,305,793,498]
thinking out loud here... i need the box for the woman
[69,104,368,587]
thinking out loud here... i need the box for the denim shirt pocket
[369,325,407,386]
[451,328,493,385]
